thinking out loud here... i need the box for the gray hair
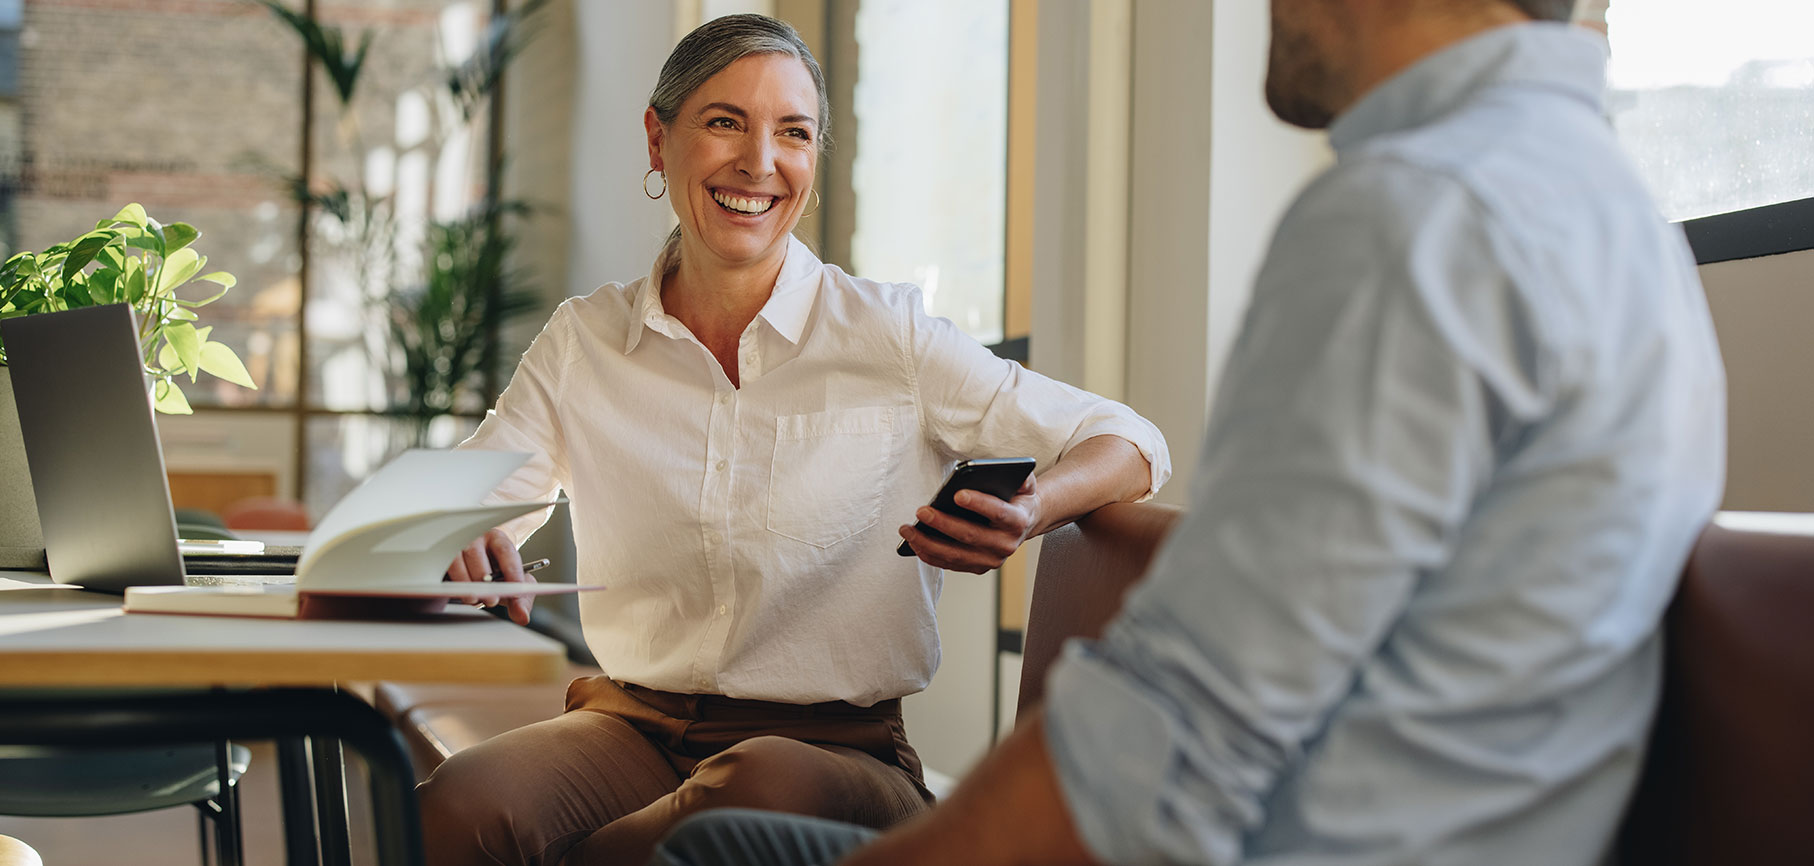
[649,13,830,150]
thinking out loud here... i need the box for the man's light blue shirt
[1044,23,1725,866]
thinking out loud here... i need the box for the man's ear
[644,107,666,172]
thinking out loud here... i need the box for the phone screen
[897,457,1037,557]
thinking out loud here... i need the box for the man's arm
[840,715,1093,866]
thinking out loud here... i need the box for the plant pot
[0,366,47,570]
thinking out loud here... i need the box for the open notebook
[125,449,600,618]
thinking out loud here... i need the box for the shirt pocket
[766,406,897,549]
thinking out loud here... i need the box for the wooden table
[0,573,568,865]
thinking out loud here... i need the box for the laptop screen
[1,304,186,592]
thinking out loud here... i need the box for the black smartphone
[897,457,1038,557]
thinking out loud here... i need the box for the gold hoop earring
[644,168,666,200]
[802,187,821,218]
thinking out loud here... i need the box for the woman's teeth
[713,191,775,215]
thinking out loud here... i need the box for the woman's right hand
[445,527,536,625]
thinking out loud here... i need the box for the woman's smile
[710,188,780,217]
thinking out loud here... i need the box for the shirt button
[718,604,728,616]
[717,393,729,405]
[714,459,727,472]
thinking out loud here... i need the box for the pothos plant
[0,203,257,414]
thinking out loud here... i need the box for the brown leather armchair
[1020,503,1814,865]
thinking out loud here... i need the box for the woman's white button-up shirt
[462,236,1170,706]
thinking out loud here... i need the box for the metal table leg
[0,688,422,866]
[213,738,242,866]
[277,737,321,864]
[312,737,352,866]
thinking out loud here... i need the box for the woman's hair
[649,13,830,149]
[1508,0,1576,20]
[648,14,828,265]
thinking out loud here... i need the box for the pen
[482,557,550,580]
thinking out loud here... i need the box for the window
[1605,0,1814,221]
[0,1,526,519]
[843,0,1009,345]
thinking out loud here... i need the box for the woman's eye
[708,117,736,129]
[785,128,811,141]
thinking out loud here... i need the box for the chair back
[1018,502,1180,717]
[1616,523,1814,864]
[1021,508,1814,866]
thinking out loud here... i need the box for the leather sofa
[376,503,1814,862]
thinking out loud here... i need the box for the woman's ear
[644,107,666,172]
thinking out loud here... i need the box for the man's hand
[444,527,535,625]
[898,475,1040,573]
[838,715,1098,866]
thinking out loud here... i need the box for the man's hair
[1507,0,1575,21]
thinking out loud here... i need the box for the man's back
[1042,23,1725,866]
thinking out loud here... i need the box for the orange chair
[220,497,311,532]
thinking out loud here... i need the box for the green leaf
[121,229,162,255]
[199,341,257,389]
[88,268,120,304]
[153,378,194,415]
[173,282,234,308]
[196,325,214,342]
[165,322,202,379]
[155,248,203,293]
[196,271,236,290]
[124,258,146,304]
[157,339,180,372]
[163,222,200,254]
[62,278,93,307]
[59,231,117,282]
[110,203,148,229]
[96,246,127,272]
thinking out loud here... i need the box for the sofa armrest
[1017,502,1181,719]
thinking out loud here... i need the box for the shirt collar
[624,234,824,353]
[1328,22,1608,154]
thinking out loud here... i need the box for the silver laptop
[2,304,191,591]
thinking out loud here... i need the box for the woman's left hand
[898,475,1040,573]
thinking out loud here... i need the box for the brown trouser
[417,676,934,866]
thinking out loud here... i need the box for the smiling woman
[418,13,1170,866]
[647,53,824,349]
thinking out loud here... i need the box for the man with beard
[649,1,1726,863]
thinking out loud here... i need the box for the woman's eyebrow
[697,102,817,128]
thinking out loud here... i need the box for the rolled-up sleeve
[457,302,577,545]
[1042,162,1521,865]
[907,288,1171,498]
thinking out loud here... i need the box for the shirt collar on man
[624,234,825,353]
[1328,22,1608,155]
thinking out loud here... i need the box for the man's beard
[1265,11,1340,129]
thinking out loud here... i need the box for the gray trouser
[649,809,879,866]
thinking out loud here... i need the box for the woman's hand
[445,527,536,625]
[898,475,1040,574]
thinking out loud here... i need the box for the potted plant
[0,203,256,568]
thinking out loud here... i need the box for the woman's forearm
[1029,434,1153,537]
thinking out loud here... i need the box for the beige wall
[1121,0,1328,503]
[1700,248,1814,512]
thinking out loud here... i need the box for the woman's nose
[736,134,776,179]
